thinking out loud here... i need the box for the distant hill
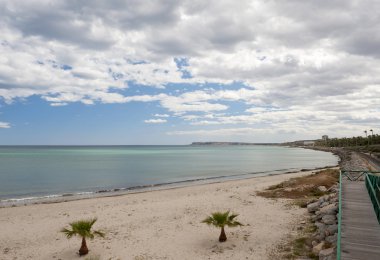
[190,142,279,146]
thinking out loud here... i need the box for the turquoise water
[0,145,338,203]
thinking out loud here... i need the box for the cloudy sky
[0,0,379,145]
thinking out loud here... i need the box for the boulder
[307,201,320,213]
[320,202,329,207]
[318,186,328,192]
[327,224,338,235]
[325,234,337,244]
[312,241,325,255]
[328,184,337,192]
[315,222,325,229]
[314,233,325,241]
[319,247,334,260]
[322,214,336,225]
[320,204,338,215]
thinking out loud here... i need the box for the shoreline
[0,168,324,260]
[0,164,338,208]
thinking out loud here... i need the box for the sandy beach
[0,170,317,260]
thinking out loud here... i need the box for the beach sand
[0,170,316,260]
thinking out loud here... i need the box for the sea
[0,145,338,206]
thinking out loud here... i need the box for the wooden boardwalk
[341,179,380,260]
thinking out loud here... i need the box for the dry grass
[272,221,319,260]
[257,169,339,200]
[262,168,339,259]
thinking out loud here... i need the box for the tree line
[315,134,380,147]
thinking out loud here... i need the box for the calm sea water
[0,145,338,204]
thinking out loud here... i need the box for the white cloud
[167,127,270,136]
[0,122,11,128]
[50,102,68,106]
[154,114,170,117]
[144,119,167,124]
[1,0,380,140]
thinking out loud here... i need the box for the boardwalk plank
[341,179,380,260]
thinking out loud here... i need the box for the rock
[320,204,338,215]
[327,224,338,235]
[311,215,318,222]
[312,241,325,255]
[307,201,320,213]
[319,247,334,260]
[322,214,336,225]
[320,202,329,207]
[315,221,324,228]
[325,234,337,244]
[314,234,325,241]
[311,240,318,246]
[318,186,328,192]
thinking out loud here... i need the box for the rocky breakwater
[306,184,339,260]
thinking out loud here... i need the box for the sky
[0,0,380,145]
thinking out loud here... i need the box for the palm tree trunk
[219,226,227,242]
[79,237,89,256]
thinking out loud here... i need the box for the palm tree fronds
[93,230,105,238]
[202,210,243,242]
[61,227,76,238]
[89,218,97,227]
[61,218,105,239]
[202,211,243,228]
[227,220,243,227]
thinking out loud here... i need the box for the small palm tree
[202,211,243,242]
[61,218,105,256]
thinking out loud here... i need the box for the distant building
[303,140,315,146]
[322,135,329,141]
